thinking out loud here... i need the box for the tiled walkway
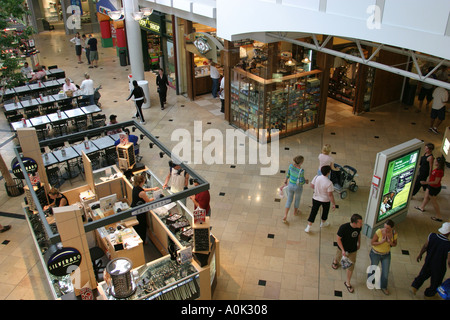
[0,25,448,300]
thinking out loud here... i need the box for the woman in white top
[70,32,83,64]
[62,78,77,93]
[80,73,95,105]
[318,144,339,175]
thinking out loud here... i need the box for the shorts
[75,45,82,56]
[427,185,441,196]
[90,50,98,61]
[431,106,445,121]
[335,249,357,272]
[418,87,433,102]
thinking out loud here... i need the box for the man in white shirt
[429,86,448,134]
[21,62,32,77]
[209,61,221,98]
[305,165,336,233]
[80,73,95,105]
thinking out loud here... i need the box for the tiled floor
[0,25,448,300]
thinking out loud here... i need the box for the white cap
[438,222,450,235]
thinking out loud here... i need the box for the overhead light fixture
[132,11,144,21]
[285,59,296,66]
[301,57,311,64]
[141,8,153,16]
[108,9,124,21]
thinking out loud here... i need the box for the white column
[124,0,145,81]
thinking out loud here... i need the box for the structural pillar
[124,0,145,81]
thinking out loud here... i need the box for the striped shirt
[286,164,305,185]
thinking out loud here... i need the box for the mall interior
[0,0,449,302]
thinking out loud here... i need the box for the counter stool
[89,246,106,282]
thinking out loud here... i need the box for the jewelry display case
[230,68,322,141]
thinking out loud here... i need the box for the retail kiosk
[15,121,219,300]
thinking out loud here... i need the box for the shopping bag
[340,255,353,269]
[278,184,287,198]
[437,278,450,300]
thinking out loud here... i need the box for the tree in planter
[0,0,34,95]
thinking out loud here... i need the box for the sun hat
[438,222,450,235]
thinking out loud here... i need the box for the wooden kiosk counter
[16,125,219,300]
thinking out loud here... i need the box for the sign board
[131,198,172,216]
[11,157,38,179]
[363,139,423,237]
[47,247,82,277]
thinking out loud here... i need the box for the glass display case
[230,68,322,141]
[100,255,200,300]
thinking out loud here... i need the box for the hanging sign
[47,247,82,277]
[11,157,38,180]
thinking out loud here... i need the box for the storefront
[139,11,177,89]
[181,21,224,99]
[15,122,219,300]
[228,39,322,141]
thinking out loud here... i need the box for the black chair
[60,103,74,112]
[89,247,106,282]
[90,114,106,129]
[104,147,118,166]
[77,97,91,107]
[8,114,24,123]
[4,110,18,119]
[48,142,65,151]
[52,119,68,137]
[88,151,102,170]
[73,115,88,132]
[46,166,63,188]
[35,124,49,140]
[48,65,58,70]
[26,111,41,119]
[42,104,59,115]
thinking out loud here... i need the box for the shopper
[411,222,450,298]
[81,34,90,65]
[106,114,122,135]
[80,73,95,106]
[412,143,434,197]
[219,75,225,113]
[189,178,211,217]
[428,86,448,134]
[209,60,221,98]
[332,213,363,294]
[87,34,98,68]
[416,67,435,113]
[62,77,77,94]
[414,157,446,222]
[130,174,159,242]
[20,62,32,77]
[29,66,47,83]
[156,68,169,110]
[0,224,11,233]
[163,160,190,205]
[70,32,83,64]
[283,155,308,224]
[305,165,335,233]
[368,219,398,295]
[43,188,69,211]
[317,144,339,176]
[127,80,146,124]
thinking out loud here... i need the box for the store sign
[11,157,38,180]
[193,38,211,55]
[47,247,82,277]
[139,18,161,34]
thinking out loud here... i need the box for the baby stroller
[330,163,358,199]
[94,85,102,107]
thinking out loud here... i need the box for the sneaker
[431,127,438,134]
[304,225,311,233]
[410,286,417,295]
[88,66,93,68]
[0,225,11,233]
[140,121,146,125]
[320,221,330,228]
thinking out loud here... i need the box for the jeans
[83,94,94,106]
[368,249,391,289]
[212,78,219,98]
[85,48,91,64]
[285,183,303,209]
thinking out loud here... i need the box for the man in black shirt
[332,213,363,293]
[87,34,98,68]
